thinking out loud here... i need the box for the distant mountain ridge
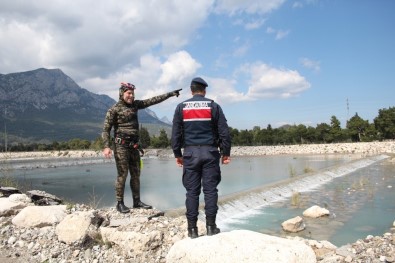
[0,68,171,145]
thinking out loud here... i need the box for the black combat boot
[206,216,220,236]
[133,199,152,209]
[187,219,198,239]
[116,201,130,213]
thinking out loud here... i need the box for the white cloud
[202,62,311,105]
[0,0,308,118]
[266,26,290,40]
[206,77,251,104]
[157,51,201,87]
[300,57,321,72]
[293,2,304,8]
[82,51,200,101]
[244,18,266,30]
[292,0,318,9]
[0,0,213,82]
[214,0,286,15]
[232,42,250,57]
[243,62,311,99]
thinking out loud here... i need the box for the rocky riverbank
[0,191,395,263]
[1,141,395,161]
[1,190,394,263]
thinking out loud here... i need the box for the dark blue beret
[191,77,208,88]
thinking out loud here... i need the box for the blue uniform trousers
[182,145,221,221]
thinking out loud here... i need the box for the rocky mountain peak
[0,68,170,144]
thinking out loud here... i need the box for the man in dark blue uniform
[171,77,231,238]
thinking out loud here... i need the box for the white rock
[303,205,330,218]
[7,236,17,245]
[281,216,306,232]
[319,240,337,250]
[28,242,34,250]
[0,198,28,216]
[100,227,163,255]
[12,205,67,227]
[8,193,32,204]
[16,240,25,247]
[166,230,316,263]
[55,210,96,244]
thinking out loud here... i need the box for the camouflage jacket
[102,93,173,148]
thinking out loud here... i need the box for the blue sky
[1,0,394,129]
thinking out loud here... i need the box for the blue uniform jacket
[171,94,231,158]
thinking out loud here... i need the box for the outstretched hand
[172,88,182,97]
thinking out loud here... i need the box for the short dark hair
[190,77,208,93]
[191,83,206,93]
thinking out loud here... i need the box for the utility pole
[4,107,7,152]
[346,98,349,121]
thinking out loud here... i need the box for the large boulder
[26,190,63,206]
[166,230,316,263]
[0,187,21,197]
[12,205,67,227]
[55,210,103,245]
[303,205,330,218]
[282,216,306,232]
[0,196,29,216]
[100,227,163,255]
[8,193,31,204]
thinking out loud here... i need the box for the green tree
[315,123,331,143]
[295,124,308,144]
[238,129,253,146]
[229,127,240,146]
[139,126,151,148]
[363,123,378,142]
[329,115,344,142]
[264,124,274,145]
[68,138,90,149]
[151,129,169,148]
[272,128,287,145]
[374,107,395,140]
[257,124,273,145]
[51,141,61,150]
[347,113,369,142]
[90,136,104,151]
[304,126,317,143]
[251,126,261,145]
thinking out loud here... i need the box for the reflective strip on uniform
[182,101,211,121]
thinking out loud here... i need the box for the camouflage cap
[120,82,136,91]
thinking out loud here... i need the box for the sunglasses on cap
[120,82,136,90]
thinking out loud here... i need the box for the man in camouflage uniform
[102,82,181,213]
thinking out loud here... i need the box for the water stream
[4,153,394,246]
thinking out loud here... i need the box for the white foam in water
[210,154,389,229]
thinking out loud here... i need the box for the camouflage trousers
[113,145,141,202]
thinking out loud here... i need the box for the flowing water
[4,153,395,246]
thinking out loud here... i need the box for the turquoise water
[7,154,395,246]
[220,157,395,246]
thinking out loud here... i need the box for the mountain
[0,68,171,145]
[160,116,172,125]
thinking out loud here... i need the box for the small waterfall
[195,154,389,224]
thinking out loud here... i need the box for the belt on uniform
[114,137,144,155]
